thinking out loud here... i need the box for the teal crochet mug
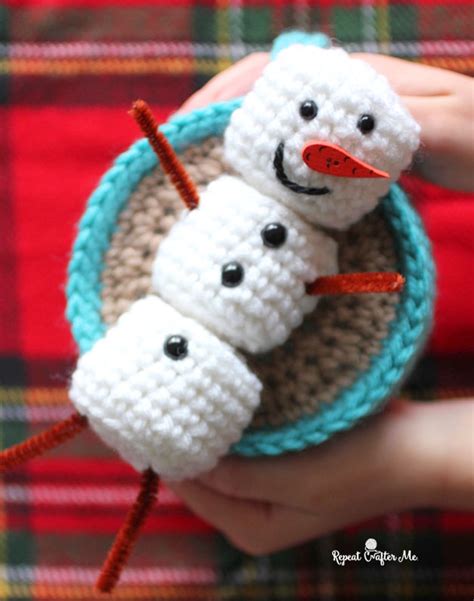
[66,33,435,458]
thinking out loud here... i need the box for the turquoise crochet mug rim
[66,97,435,458]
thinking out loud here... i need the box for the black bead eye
[357,114,376,134]
[299,100,318,121]
[164,335,188,360]
[221,261,244,287]
[261,222,287,248]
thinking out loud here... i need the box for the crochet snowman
[1,42,421,592]
[225,45,420,230]
[71,44,420,482]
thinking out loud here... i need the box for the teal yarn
[65,99,241,354]
[270,31,331,58]
[233,185,435,456]
[66,97,435,458]
[66,30,434,457]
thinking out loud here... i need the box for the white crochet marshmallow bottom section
[153,175,338,354]
[69,296,262,480]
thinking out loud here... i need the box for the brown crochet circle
[101,138,399,429]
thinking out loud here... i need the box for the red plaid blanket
[0,1,473,599]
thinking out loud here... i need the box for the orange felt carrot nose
[302,140,389,179]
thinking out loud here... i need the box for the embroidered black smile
[273,142,331,196]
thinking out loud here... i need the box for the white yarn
[69,44,420,479]
[152,175,338,353]
[224,45,420,230]
[69,296,262,480]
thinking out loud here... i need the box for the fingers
[353,53,469,97]
[180,50,468,115]
[403,94,474,190]
[178,53,270,114]
[168,460,419,555]
[353,53,464,138]
[167,479,279,554]
[167,479,347,555]
[195,399,474,515]
[411,398,474,510]
[354,53,474,190]
[168,400,474,555]
[195,402,423,514]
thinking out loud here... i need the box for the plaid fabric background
[1,1,473,599]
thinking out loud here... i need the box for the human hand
[178,52,270,113]
[179,52,474,191]
[167,399,473,555]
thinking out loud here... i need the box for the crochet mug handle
[271,30,331,58]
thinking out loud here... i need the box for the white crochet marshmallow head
[69,296,262,480]
[224,45,420,230]
[152,175,338,354]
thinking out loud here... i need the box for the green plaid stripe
[1,3,473,45]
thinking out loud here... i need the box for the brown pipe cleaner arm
[307,272,405,295]
[0,412,88,472]
[96,468,160,593]
[131,100,200,210]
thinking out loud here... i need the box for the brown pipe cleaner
[307,272,405,296]
[96,468,160,593]
[130,100,200,210]
[0,412,88,472]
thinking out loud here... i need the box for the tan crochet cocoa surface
[101,138,399,429]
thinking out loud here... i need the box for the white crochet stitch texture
[152,175,338,353]
[224,45,420,230]
[69,295,262,480]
